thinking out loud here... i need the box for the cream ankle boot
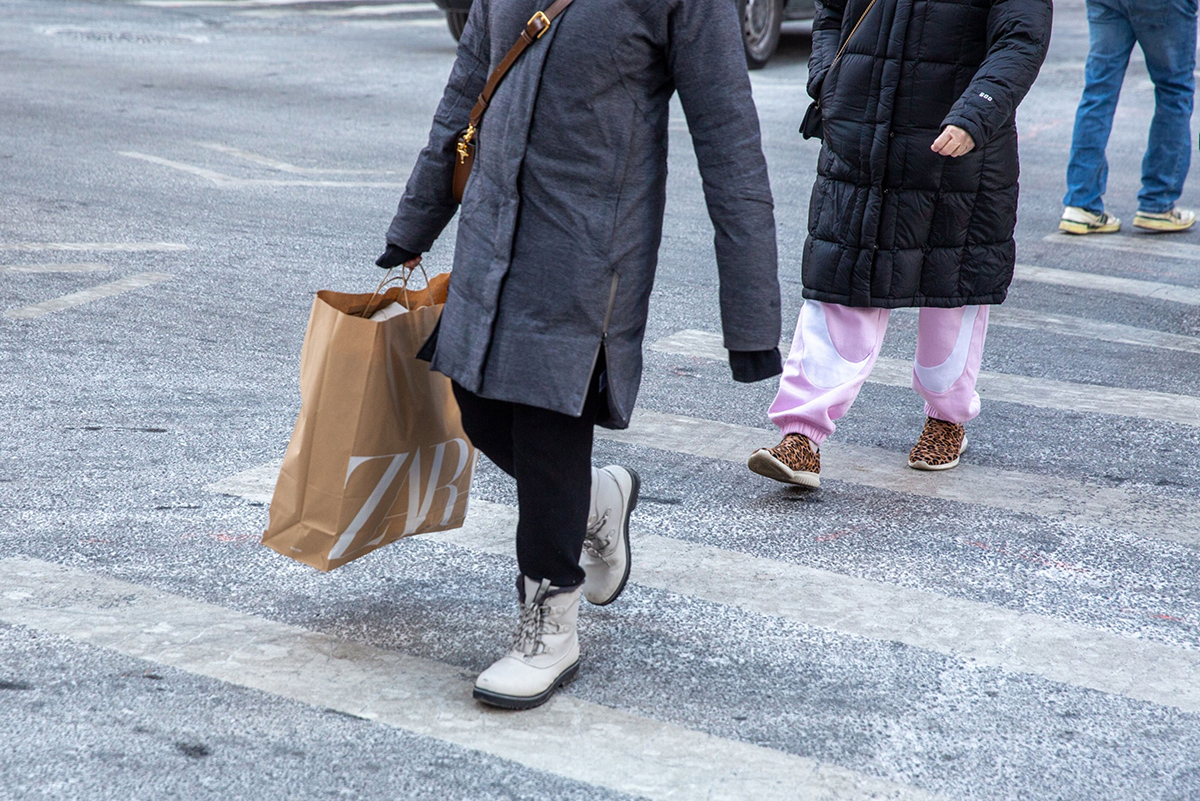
[580,465,639,605]
[473,576,581,710]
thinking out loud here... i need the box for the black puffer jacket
[803,0,1052,308]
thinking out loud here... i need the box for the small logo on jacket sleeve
[979,92,994,102]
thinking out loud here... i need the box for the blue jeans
[1064,0,1198,214]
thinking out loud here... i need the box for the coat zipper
[586,272,620,410]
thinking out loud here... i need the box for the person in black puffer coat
[748,0,1052,489]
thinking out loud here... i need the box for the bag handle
[455,0,576,160]
[362,264,435,319]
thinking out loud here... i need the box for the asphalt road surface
[3,1,1200,798]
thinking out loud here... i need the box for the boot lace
[583,511,612,558]
[512,600,549,658]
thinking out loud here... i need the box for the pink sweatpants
[768,301,990,445]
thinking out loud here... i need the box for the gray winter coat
[386,0,781,428]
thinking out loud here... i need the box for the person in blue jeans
[1061,0,1198,234]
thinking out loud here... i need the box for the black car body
[435,0,814,69]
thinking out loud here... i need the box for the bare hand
[931,125,975,158]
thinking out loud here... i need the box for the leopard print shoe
[748,433,820,488]
[908,417,968,471]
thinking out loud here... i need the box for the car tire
[446,10,468,41]
[738,0,783,70]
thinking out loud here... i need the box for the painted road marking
[342,17,446,26]
[213,368,1200,548]
[201,462,1200,716]
[120,151,403,188]
[652,329,1200,429]
[1015,263,1200,306]
[259,3,440,16]
[1043,232,1200,263]
[601,409,1200,545]
[195,142,399,175]
[0,263,111,274]
[4,272,172,320]
[0,242,187,252]
[122,150,262,186]
[0,558,937,801]
[892,305,1200,356]
[207,461,281,501]
[40,26,210,43]
[137,0,437,8]
[987,307,1200,356]
[432,502,1200,715]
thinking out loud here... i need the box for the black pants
[452,373,604,588]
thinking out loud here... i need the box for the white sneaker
[1059,206,1120,235]
[473,576,581,710]
[580,465,639,606]
[1133,207,1196,233]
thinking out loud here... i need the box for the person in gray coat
[378,0,782,709]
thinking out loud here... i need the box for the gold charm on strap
[457,124,476,165]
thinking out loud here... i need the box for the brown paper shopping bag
[263,272,474,571]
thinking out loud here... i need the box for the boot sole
[589,467,639,607]
[747,449,819,488]
[908,437,968,471]
[472,660,580,710]
[1059,219,1119,235]
[1133,217,1196,233]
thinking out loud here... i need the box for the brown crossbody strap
[830,0,879,70]
[468,0,576,131]
[451,0,574,200]
[799,0,878,140]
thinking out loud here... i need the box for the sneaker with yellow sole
[1133,208,1196,233]
[748,433,820,488]
[1059,206,1120,235]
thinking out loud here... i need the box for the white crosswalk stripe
[120,150,403,188]
[3,272,173,320]
[132,0,444,20]
[0,263,111,274]
[210,373,1200,547]
[1042,231,1200,263]
[1014,263,1200,306]
[236,3,441,17]
[195,142,401,175]
[651,329,1200,429]
[0,242,187,252]
[0,557,939,801]
[598,409,1200,544]
[204,466,1200,712]
[436,503,1200,714]
[893,305,1200,355]
[984,306,1200,355]
[135,0,438,9]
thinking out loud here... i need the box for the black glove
[729,348,783,383]
[375,243,420,269]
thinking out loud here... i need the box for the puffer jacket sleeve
[668,0,781,355]
[808,0,847,99]
[941,0,1052,148]
[385,0,491,253]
